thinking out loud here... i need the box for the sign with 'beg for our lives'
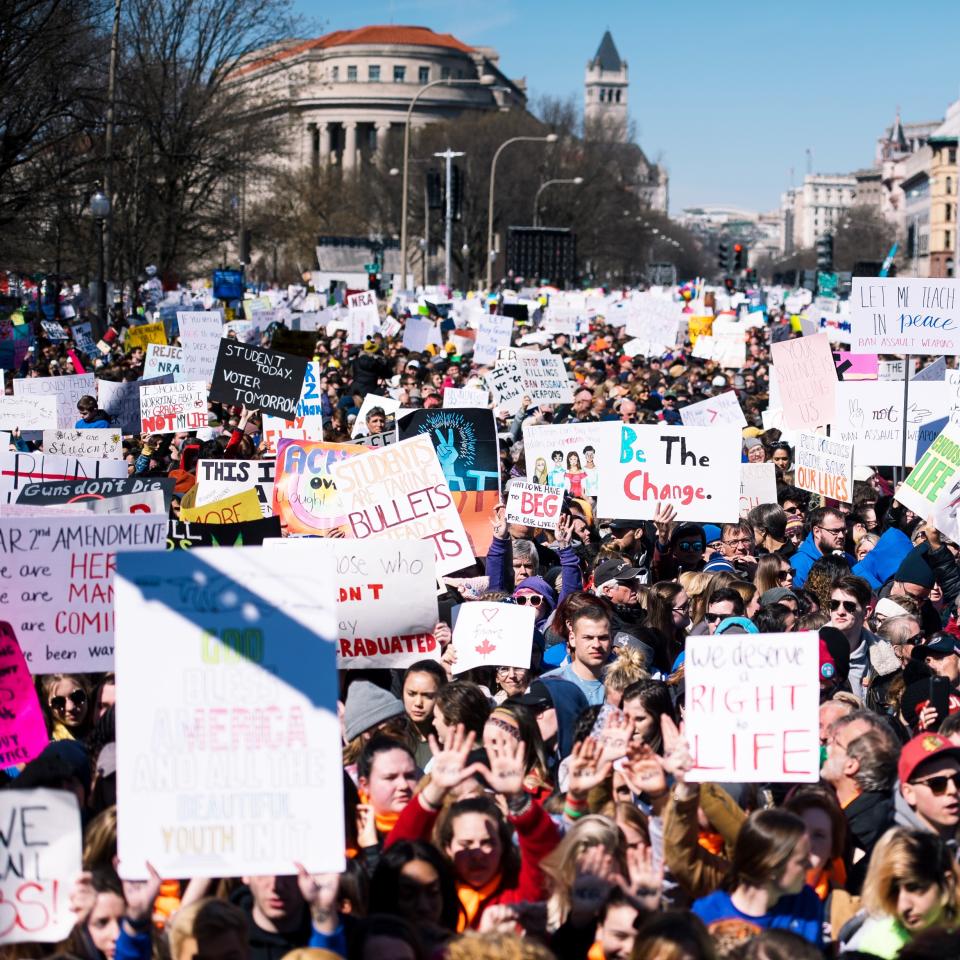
[505,480,564,530]
[208,339,308,420]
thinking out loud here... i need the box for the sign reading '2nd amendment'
[208,340,308,419]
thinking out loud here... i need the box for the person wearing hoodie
[509,676,589,779]
[231,875,313,960]
[895,732,960,852]
[790,507,853,589]
[75,394,114,429]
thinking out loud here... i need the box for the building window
[947,230,953,250]
[948,204,954,223]
[951,148,957,165]
[394,65,406,83]
[368,65,380,82]
[615,89,621,103]
[419,66,429,84]
[346,65,357,82]
[599,89,605,103]
[331,65,339,81]
[948,177,953,196]
[441,66,450,80]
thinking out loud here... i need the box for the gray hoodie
[893,783,960,858]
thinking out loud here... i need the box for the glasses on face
[705,611,725,623]
[514,594,543,607]
[818,525,846,536]
[50,689,86,713]
[777,569,793,582]
[723,537,752,547]
[784,505,802,515]
[829,598,860,614]
[910,773,960,796]
[678,540,704,552]
[672,602,690,613]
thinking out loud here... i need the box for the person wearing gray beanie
[343,680,405,742]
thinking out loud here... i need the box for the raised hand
[620,840,663,912]
[477,729,526,798]
[121,862,162,925]
[490,501,508,539]
[620,741,667,798]
[554,512,574,549]
[69,871,96,923]
[570,845,617,926]
[566,736,613,799]
[356,803,378,848]
[596,711,635,766]
[295,863,340,931]
[659,714,693,783]
[653,501,676,544]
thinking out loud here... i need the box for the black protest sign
[208,339,308,419]
[271,327,318,358]
[16,476,176,510]
[167,515,282,549]
[398,408,500,488]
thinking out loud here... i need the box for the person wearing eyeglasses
[790,507,853,590]
[896,733,960,845]
[828,575,877,696]
[703,588,746,636]
[718,521,758,578]
[40,673,94,741]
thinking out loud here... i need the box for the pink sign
[0,622,49,765]
[834,351,878,381]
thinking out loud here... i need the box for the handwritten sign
[451,601,535,674]
[43,429,123,461]
[143,343,184,380]
[0,514,167,672]
[261,361,325,454]
[851,278,960,355]
[443,387,489,409]
[180,487,262,524]
[195,459,274,518]
[897,423,960,526]
[0,396,58,432]
[795,432,854,503]
[596,423,741,523]
[739,462,777,518]
[679,390,747,428]
[125,321,167,353]
[474,314,514,366]
[98,375,172,435]
[346,290,379,344]
[139,380,208,433]
[177,311,224,381]
[0,622,49,765]
[770,332,837,430]
[488,349,572,414]
[506,480,564,530]
[14,374,96,429]
[0,451,128,504]
[522,422,604,497]
[684,631,819,783]
[0,789,82,944]
[16,476,174,511]
[209,340,308,420]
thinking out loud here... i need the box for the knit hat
[343,681,405,742]
[514,575,558,613]
[703,524,722,545]
[743,437,762,451]
[853,466,876,482]
[869,641,903,678]
[760,587,798,607]
[715,616,759,635]
[703,552,736,574]
[785,516,804,537]
[894,552,936,589]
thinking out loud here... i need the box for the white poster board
[14,374,96,429]
[474,314,514,366]
[143,343,185,380]
[43,428,123,460]
[177,311,224,381]
[679,390,747,428]
[0,450,128,503]
[346,291,379,344]
[443,387,489,409]
[795,432,855,503]
[739,462,777,518]
[0,396,58,432]
[139,380,208,432]
[195,459,275,518]
[850,278,960,355]
[505,480,564,530]
[451,601,535,674]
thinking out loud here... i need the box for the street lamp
[532,177,583,227]
[486,133,558,289]
[400,74,496,291]
[90,188,111,339]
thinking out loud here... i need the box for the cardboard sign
[685,631,820,783]
[180,487,262,524]
[0,514,167,672]
[896,424,960,525]
[43,428,123,460]
[770,332,837,430]
[195,459,274,518]
[331,434,474,577]
[443,387,489,409]
[474,313,514,366]
[0,789,82,944]
[209,340,308,419]
[0,396,58,432]
[16,476,175,511]
[451,601,535,674]
[0,622,49,766]
[167,516,282,550]
[0,450,128,504]
[596,422,741,523]
[795,432,854,503]
[14,374,96,429]
[115,545,344,878]
[506,480,564,530]
[346,290,379,344]
[139,380,208,433]
[522,421,604,497]
[273,439,366,535]
[177,311,224,381]
[143,343,185,380]
[739,462,777,518]
[125,321,167,352]
[679,390,747,428]
[261,361,325,453]
[851,278,960,355]
[98,375,172,435]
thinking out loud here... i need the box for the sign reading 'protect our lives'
[596,422,740,523]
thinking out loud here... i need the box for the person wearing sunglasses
[898,733,960,844]
[703,588,746,636]
[41,673,94,741]
[828,575,877,696]
[790,507,853,590]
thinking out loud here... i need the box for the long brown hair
[728,809,806,890]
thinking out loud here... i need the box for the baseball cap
[508,679,553,710]
[760,587,798,607]
[920,634,960,657]
[711,375,726,387]
[898,732,960,785]
[875,597,910,621]
[593,557,643,587]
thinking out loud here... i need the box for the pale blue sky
[292,0,960,215]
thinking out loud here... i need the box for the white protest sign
[0,514,167,672]
[177,311,224,381]
[139,380,208,433]
[739,462,777,518]
[850,277,960,355]
[596,422,741,523]
[0,789,81,944]
[346,291,379,344]
[949,370,960,427]
[521,421,604,497]
[0,396,58,432]
[795,432,855,503]
[351,393,402,439]
[443,387,489,409]
[0,450,128,503]
[487,348,572,415]
[14,374,96,429]
[625,293,681,348]
[331,434,474,577]
[115,544,344,878]
[143,342,185,380]
[474,313,514,366]
[195,459,275,518]
[505,480,564,530]
[679,390,747,428]
[684,631,820,783]
[692,319,746,367]
[451,601,535,674]
[43,428,123,460]
[261,361,325,454]
[544,306,577,336]
[402,315,434,353]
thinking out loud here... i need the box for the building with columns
[230,25,525,172]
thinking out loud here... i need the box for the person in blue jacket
[790,506,854,589]
[75,394,114,429]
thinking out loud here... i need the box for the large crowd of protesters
[7,279,960,960]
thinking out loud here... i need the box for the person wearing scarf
[385,723,560,931]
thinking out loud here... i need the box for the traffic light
[723,277,736,293]
[717,240,731,273]
[733,243,747,271]
[240,229,251,265]
[426,169,443,210]
[816,233,834,272]
[451,164,464,221]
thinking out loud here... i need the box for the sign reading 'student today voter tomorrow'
[208,339,308,420]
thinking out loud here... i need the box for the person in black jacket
[352,341,391,396]
[232,877,312,960]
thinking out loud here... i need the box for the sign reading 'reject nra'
[208,339,308,420]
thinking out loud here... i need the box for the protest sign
[0,450,128,504]
[168,516,282,550]
[443,387,489,408]
[71,321,96,356]
[0,622,49,766]
[115,545,344,878]
[261,361,325,454]
[50,490,167,516]
[16,476,175,512]
[451,601,535,674]
[770,332,837,430]
[346,290,379,344]
[331,434,474,577]
[355,428,399,449]
[398,408,500,558]
[850,278,960,355]
[794,432,855,503]
[832,381,946,467]
[352,393,402,438]
[177,311,224,381]
[505,480,564,530]
[43,428,123,460]
[208,340,308,420]
[684,631,819,782]
[896,424,960,524]
[596,423,741,523]
[679,390,747,428]
[739,463,777,518]
[14,373,96,429]
[125,321,167,353]
[487,348,573,415]
[543,306,578,336]
[0,514,166,672]
[143,343,184,380]
[180,487,263,524]
[402,315,434,352]
[0,789,81,944]
[270,327,317,358]
[522,421,604,497]
[473,313,514,365]
[878,359,914,381]
[98,375,172,435]
[914,357,947,381]
[833,351,878,381]
[624,293,681,348]
[485,357,524,414]
[0,396,58,432]
[273,439,366,535]
[195,459,275,518]
[139,380,208,433]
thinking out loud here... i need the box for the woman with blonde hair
[39,673,95,740]
[840,828,960,957]
[602,646,649,708]
[679,571,715,628]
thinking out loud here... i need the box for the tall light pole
[90,189,111,340]
[400,75,495,291]
[533,176,583,227]
[434,148,465,289]
[486,134,558,289]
